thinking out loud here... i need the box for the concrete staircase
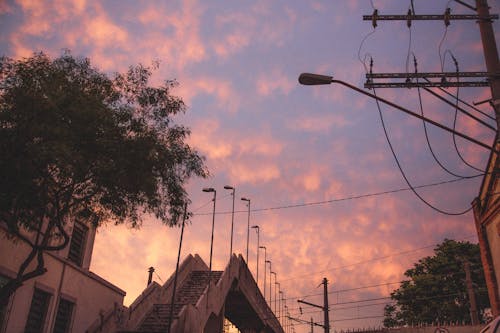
[132,270,223,332]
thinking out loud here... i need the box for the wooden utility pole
[323,278,330,333]
[464,261,480,325]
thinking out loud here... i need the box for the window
[67,222,88,266]
[24,288,51,333]
[53,298,74,333]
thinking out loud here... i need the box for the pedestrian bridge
[88,254,283,333]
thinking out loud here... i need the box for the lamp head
[241,197,250,202]
[202,187,215,192]
[223,185,234,190]
[251,225,259,229]
[259,246,266,249]
[298,72,333,85]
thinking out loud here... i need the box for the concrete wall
[0,225,125,333]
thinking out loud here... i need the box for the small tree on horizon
[0,51,208,306]
[383,239,490,327]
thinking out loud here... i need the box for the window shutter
[67,222,88,266]
[24,288,51,333]
[53,298,74,333]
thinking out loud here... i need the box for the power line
[373,87,474,216]
[193,176,482,216]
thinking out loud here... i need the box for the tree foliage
[0,52,208,304]
[383,239,490,327]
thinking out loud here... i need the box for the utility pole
[323,278,330,333]
[476,0,500,133]
[464,261,480,325]
[363,1,500,315]
[298,278,330,333]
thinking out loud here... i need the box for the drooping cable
[449,55,486,172]
[373,86,473,215]
[413,55,482,178]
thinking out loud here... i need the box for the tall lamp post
[279,290,284,326]
[251,225,260,284]
[266,260,272,305]
[259,246,267,299]
[271,271,277,314]
[241,197,251,263]
[275,282,281,322]
[202,188,216,278]
[224,185,235,259]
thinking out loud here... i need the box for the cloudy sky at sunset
[2,0,499,331]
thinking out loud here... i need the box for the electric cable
[413,55,482,179]
[373,86,474,215]
[193,176,483,217]
[424,80,496,122]
[449,55,486,173]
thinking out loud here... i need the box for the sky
[1,0,499,331]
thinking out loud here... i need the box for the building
[473,142,500,317]
[0,219,125,332]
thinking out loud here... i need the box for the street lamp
[259,246,267,299]
[266,260,272,305]
[202,187,216,279]
[241,197,251,263]
[275,282,281,321]
[224,185,235,260]
[298,72,496,153]
[251,225,260,284]
[279,289,284,325]
[271,271,277,315]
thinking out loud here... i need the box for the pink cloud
[213,32,250,58]
[256,69,295,96]
[287,114,350,133]
[188,119,233,160]
[85,15,128,47]
[178,76,240,113]
[229,163,281,184]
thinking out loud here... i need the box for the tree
[383,239,490,327]
[0,52,208,305]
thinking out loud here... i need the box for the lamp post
[271,271,277,314]
[266,260,272,305]
[224,185,235,260]
[275,281,280,319]
[202,188,216,278]
[259,246,267,299]
[251,225,260,284]
[279,290,284,326]
[298,72,496,153]
[241,197,251,263]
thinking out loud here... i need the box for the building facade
[0,220,125,332]
[473,143,500,317]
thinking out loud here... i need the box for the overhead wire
[449,55,486,173]
[373,86,473,215]
[193,176,482,217]
[413,55,482,179]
